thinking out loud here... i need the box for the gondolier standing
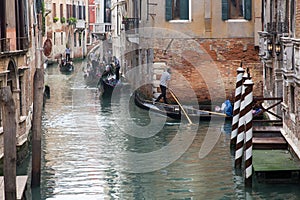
[65,46,71,62]
[155,68,171,104]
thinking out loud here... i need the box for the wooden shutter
[180,0,189,20]
[221,0,228,21]
[244,0,252,20]
[165,0,173,21]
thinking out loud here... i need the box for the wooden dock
[0,176,28,200]
[253,150,300,183]
[253,126,287,149]
[252,126,300,183]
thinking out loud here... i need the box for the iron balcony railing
[94,23,111,34]
[17,37,29,51]
[0,38,10,52]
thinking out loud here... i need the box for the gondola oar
[183,106,227,117]
[169,89,193,124]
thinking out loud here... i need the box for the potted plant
[61,17,66,24]
[68,17,77,25]
[53,17,59,23]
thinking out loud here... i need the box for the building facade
[111,0,263,104]
[0,0,41,160]
[44,0,88,62]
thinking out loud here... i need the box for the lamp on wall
[275,42,281,56]
[267,40,273,54]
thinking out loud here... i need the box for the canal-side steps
[0,176,28,199]
[252,126,300,183]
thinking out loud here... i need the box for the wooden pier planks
[253,126,287,149]
[253,150,300,171]
[253,150,300,183]
[252,137,287,149]
[0,176,28,200]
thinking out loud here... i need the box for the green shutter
[180,0,189,20]
[166,0,173,21]
[222,0,229,21]
[244,0,252,20]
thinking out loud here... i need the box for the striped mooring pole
[230,66,245,147]
[234,71,250,168]
[243,79,254,186]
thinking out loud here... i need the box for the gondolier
[155,68,171,104]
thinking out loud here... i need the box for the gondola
[134,92,181,119]
[98,75,122,96]
[59,60,74,73]
[134,92,232,121]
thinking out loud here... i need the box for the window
[83,5,86,20]
[165,0,189,21]
[74,33,76,47]
[61,32,63,45]
[79,32,82,47]
[53,32,56,45]
[73,4,76,18]
[60,4,63,19]
[52,3,56,18]
[67,4,72,19]
[104,0,111,23]
[19,76,23,116]
[290,0,295,36]
[79,5,82,20]
[222,0,252,20]
[290,85,295,113]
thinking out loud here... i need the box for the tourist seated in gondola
[97,65,114,86]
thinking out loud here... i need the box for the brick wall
[153,38,263,104]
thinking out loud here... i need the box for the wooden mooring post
[230,66,245,147]
[0,87,17,199]
[243,79,254,187]
[31,68,44,187]
[32,10,44,187]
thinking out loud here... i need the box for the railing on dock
[253,97,283,124]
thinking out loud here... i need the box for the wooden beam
[31,68,44,187]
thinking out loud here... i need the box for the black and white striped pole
[234,71,250,168]
[243,79,254,186]
[230,66,245,147]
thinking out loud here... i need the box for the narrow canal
[33,60,300,199]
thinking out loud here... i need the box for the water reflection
[36,60,300,199]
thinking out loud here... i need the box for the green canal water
[23,60,300,199]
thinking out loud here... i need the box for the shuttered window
[222,0,252,21]
[165,0,189,21]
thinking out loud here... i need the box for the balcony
[0,38,10,52]
[93,23,111,34]
[0,37,29,54]
[76,19,86,29]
